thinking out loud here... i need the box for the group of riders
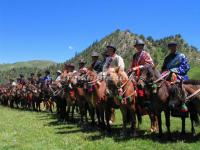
[1,38,198,137]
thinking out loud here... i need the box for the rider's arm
[170,54,190,75]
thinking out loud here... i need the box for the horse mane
[183,80,200,85]
[144,65,162,79]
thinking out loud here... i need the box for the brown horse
[85,69,111,129]
[169,80,200,136]
[106,68,137,136]
[68,71,89,124]
[138,66,172,137]
[138,65,199,137]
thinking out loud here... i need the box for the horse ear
[115,67,120,73]
[152,65,156,70]
[87,66,93,71]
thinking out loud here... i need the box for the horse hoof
[109,120,113,125]
[192,133,196,137]
[150,128,154,133]
[120,131,127,138]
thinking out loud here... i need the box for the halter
[116,72,135,104]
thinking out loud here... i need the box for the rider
[43,70,52,86]
[103,45,125,72]
[129,39,154,120]
[129,38,154,92]
[99,50,109,72]
[162,41,190,81]
[102,45,125,124]
[78,59,87,75]
[130,39,154,71]
[18,74,26,86]
[29,73,36,85]
[67,63,76,73]
[162,41,190,112]
[36,73,43,85]
[55,70,62,82]
[91,51,102,73]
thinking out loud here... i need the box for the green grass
[0,106,199,150]
[189,66,200,80]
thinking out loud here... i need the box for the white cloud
[68,46,73,50]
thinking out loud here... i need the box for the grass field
[0,106,199,150]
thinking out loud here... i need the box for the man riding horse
[162,41,190,112]
[90,51,102,73]
[103,45,125,72]
[129,38,157,132]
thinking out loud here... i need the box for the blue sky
[0,0,200,63]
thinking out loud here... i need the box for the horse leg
[130,109,137,137]
[164,110,171,139]
[66,104,70,122]
[149,113,158,133]
[105,103,112,133]
[181,116,186,135]
[157,112,163,137]
[190,110,197,137]
[96,107,101,127]
[90,107,95,126]
[100,105,106,130]
[121,107,127,137]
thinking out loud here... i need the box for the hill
[68,29,200,69]
[0,60,56,72]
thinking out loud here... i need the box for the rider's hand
[170,68,179,74]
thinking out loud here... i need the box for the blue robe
[162,52,190,80]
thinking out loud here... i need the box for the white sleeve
[103,57,109,72]
[118,56,125,71]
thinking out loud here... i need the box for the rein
[185,88,200,103]
[119,71,135,89]
[153,71,170,83]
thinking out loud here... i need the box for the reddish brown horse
[68,71,89,123]
[106,68,137,136]
[85,69,111,129]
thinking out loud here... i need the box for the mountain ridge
[0,29,200,83]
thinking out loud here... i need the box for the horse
[137,66,173,137]
[106,67,137,136]
[169,80,200,136]
[68,71,89,124]
[138,65,199,137]
[85,69,110,129]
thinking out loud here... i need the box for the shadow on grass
[2,105,200,144]
[39,111,200,144]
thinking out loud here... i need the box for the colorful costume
[162,52,190,80]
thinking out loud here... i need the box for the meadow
[0,106,199,150]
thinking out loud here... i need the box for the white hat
[57,70,62,74]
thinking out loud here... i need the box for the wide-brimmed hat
[91,51,99,57]
[106,45,117,52]
[79,59,86,64]
[168,41,178,46]
[134,39,145,46]
[57,70,62,74]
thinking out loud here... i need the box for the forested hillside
[1,30,200,83]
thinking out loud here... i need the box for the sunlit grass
[0,106,199,150]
